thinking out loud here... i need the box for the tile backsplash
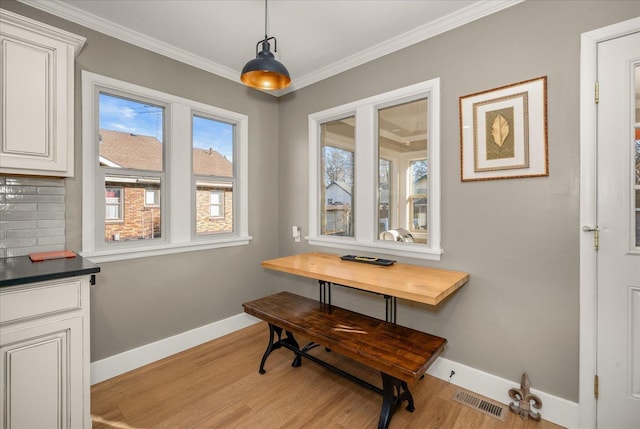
[0,175,66,258]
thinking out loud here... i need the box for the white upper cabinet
[0,9,85,177]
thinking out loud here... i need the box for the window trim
[81,71,250,262]
[308,78,442,260]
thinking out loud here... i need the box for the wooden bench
[242,291,447,429]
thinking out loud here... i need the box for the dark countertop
[0,255,100,288]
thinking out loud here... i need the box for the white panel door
[596,31,640,429]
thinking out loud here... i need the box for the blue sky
[99,92,234,160]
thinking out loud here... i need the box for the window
[308,79,441,260]
[145,189,160,207]
[378,158,391,234]
[105,187,122,222]
[635,65,640,248]
[409,159,428,235]
[321,117,355,237]
[192,115,235,236]
[98,92,165,244]
[209,190,224,218]
[82,71,249,262]
[378,99,429,244]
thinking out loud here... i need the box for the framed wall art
[459,76,548,181]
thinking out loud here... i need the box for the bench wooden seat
[242,291,447,429]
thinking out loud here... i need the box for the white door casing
[580,18,640,429]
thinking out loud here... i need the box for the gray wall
[2,1,280,361]
[4,0,639,404]
[275,0,639,403]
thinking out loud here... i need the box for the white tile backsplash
[0,175,66,257]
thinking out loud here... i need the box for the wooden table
[262,252,470,322]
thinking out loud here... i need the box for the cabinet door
[0,316,83,429]
[0,11,84,177]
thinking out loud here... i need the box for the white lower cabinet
[0,277,91,429]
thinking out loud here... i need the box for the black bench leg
[378,373,415,429]
[259,324,301,374]
[259,324,282,374]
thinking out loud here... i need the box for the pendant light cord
[264,0,268,40]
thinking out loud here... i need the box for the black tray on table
[340,255,396,266]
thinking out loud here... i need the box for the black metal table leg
[384,295,397,324]
[319,280,332,305]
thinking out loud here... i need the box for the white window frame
[308,78,442,260]
[82,71,250,262]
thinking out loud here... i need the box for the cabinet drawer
[0,279,82,324]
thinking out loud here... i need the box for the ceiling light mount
[240,0,291,91]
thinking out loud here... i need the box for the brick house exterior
[195,186,233,234]
[100,129,233,242]
[105,185,161,241]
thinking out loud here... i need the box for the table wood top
[261,252,470,306]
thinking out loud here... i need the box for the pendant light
[240,0,291,90]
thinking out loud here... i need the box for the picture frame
[459,76,548,181]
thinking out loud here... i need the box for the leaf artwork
[491,114,510,148]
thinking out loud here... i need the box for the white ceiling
[19,0,523,96]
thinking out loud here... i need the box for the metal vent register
[453,390,508,421]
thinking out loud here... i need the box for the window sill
[307,236,442,261]
[81,235,252,263]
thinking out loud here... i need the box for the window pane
[193,115,234,177]
[377,98,428,243]
[410,159,428,233]
[378,159,391,234]
[636,189,639,247]
[104,176,162,242]
[193,114,235,236]
[321,117,355,237]
[209,190,224,218]
[145,189,160,206]
[105,187,122,221]
[99,93,164,171]
[196,181,233,235]
[635,65,639,247]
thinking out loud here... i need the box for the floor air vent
[452,389,508,421]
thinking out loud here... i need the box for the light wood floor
[91,322,564,429]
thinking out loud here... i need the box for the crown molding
[17,0,239,82]
[281,0,524,95]
[18,0,524,97]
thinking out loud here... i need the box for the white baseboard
[90,313,261,385]
[426,358,578,429]
[90,312,578,428]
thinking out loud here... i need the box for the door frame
[579,16,640,429]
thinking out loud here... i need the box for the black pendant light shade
[241,37,291,90]
[240,0,291,91]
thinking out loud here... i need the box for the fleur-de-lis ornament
[508,373,542,421]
